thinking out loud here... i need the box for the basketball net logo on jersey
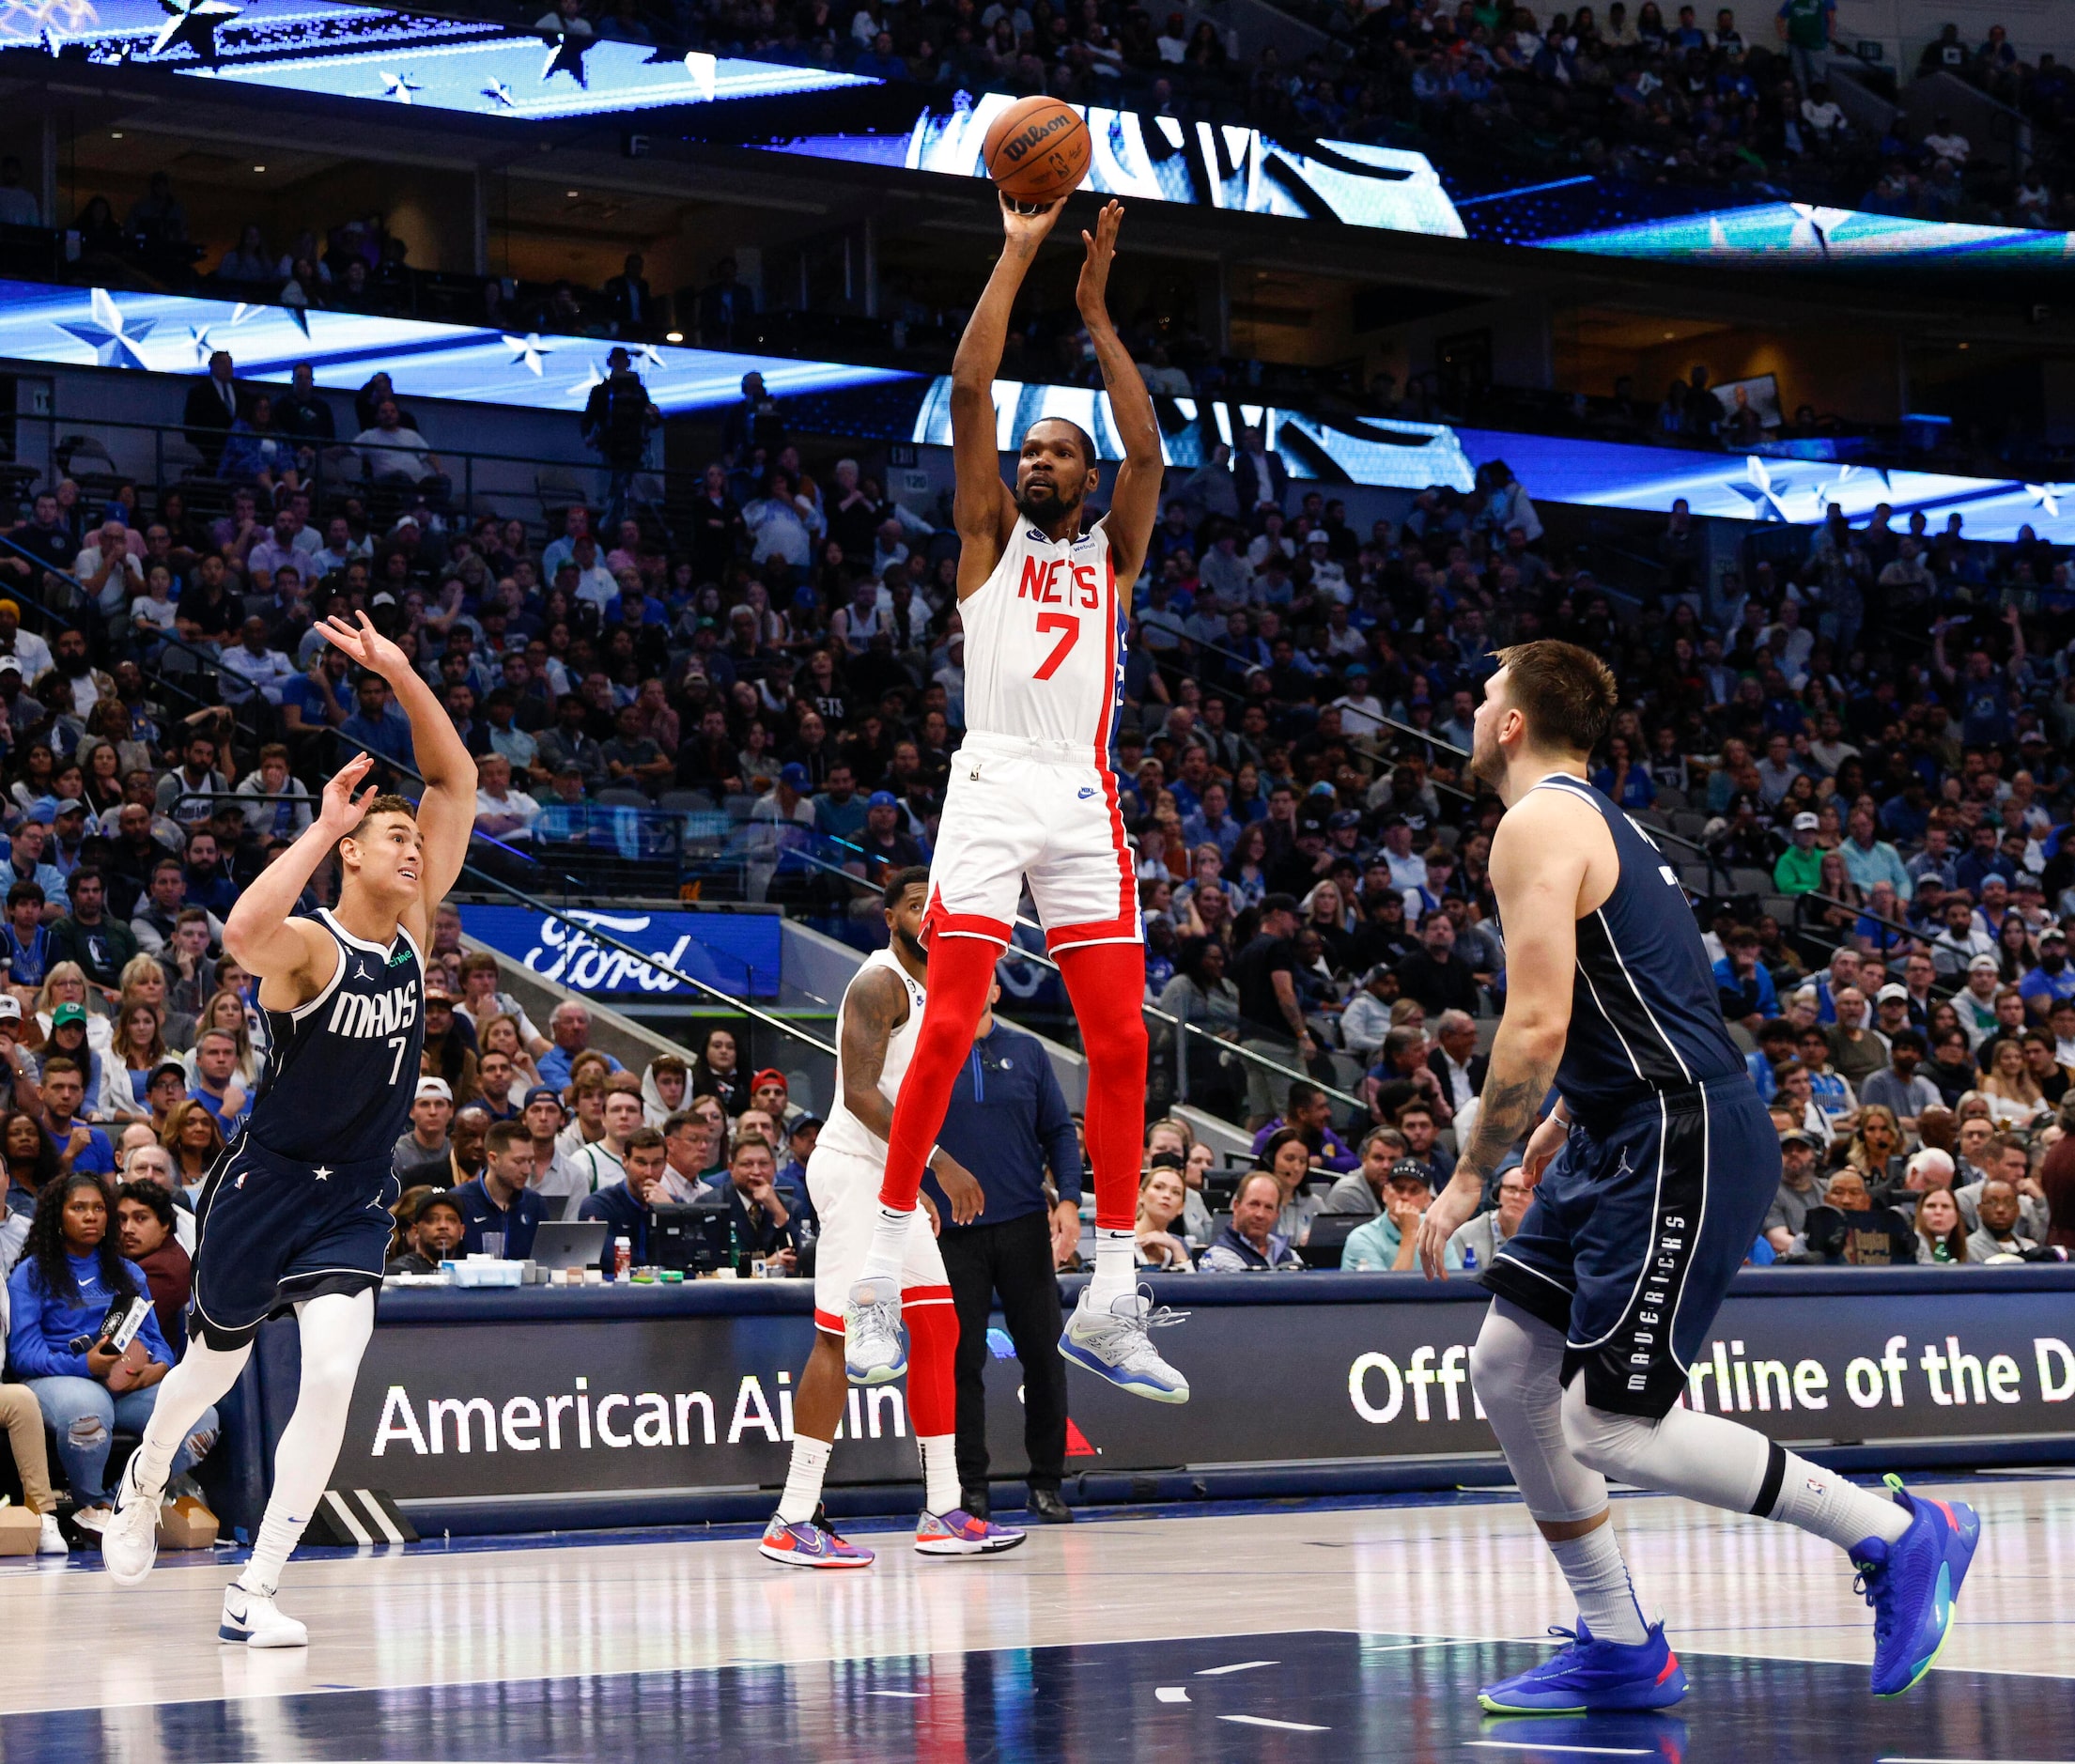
[963,524,1124,748]
[326,980,420,1042]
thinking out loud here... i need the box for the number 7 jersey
[961,519,1123,748]
[245,907,426,1167]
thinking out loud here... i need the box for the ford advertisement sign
[459,905,781,999]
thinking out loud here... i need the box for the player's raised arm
[950,194,1066,594]
[1417,791,1585,1276]
[317,612,478,907]
[1076,201,1161,587]
[222,751,377,994]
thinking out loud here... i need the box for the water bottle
[613,1236,632,1280]
[1462,1244,1478,1273]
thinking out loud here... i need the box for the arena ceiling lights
[4,277,2070,540]
[0,0,874,119]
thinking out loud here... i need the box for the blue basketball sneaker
[1479,1620,1687,1715]
[1852,1476,1981,1697]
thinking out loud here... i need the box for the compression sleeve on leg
[1054,941,1150,1236]
[906,1300,962,1513]
[1468,1299,1609,1525]
[132,1334,253,1496]
[876,936,1000,1215]
[239,1290,376,1599]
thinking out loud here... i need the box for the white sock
[859,1205,913,1288]
[1765,1453,1911,1553]
[777,1435,832,1525]
[1548,1524,1649,1646]
[920,1434,960,1516]
[1086,1229,1136,1305]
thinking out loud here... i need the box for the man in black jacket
[928,980,1084,1524]
[183,351,241,469]
[1391,913,1482,1015]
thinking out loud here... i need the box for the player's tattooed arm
[1460,1065,1556,1184]
[837,966,909,1143]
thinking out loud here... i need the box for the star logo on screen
[148,0,240,62]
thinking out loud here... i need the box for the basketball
[982,97,1091,207]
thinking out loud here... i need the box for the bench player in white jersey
[761,868,1025,1565]
[845,196,1186,1404]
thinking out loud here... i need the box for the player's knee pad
[1468,1300,1559,1418]
[1557,1373,1658,1482]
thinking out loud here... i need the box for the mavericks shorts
[923,732,1140,953]
[1481,1077,1779,1418]
[809,1144,952,1337]
[189,1137,400,1350]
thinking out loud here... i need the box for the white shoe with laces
[1059,1285,1190,1402]
[37,1512,67,1555]
[844,1275,907,1385]
[101,1455,162,1586]
[220,1584,309,1648]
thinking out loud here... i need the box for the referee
[924,979,1083,1524]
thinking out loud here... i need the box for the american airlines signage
[458,905,781,1000]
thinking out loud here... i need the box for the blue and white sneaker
[844,1276,907,1386]
[1479,1619,1687,1715]
[1059,1287,1189,1402]
[759,1512,875,1569]
[915,1509,1027,1556]
[1853,1476,1981,1697]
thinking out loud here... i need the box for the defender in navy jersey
[1417,642,1977,1714]
[103,611,477,1651]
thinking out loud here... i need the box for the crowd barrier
[204,1267,2075,1538]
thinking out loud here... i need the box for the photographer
[580,347,659,539]
[5,1172,216,1524]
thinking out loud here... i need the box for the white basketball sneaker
[1059,1286,1190,1402]
[101,1455,162,1586]
[220,1583,309,1648]
[37,1512,67,1555]
[844,1276,908,1385]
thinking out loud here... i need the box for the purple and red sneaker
[914,1509,1028,1556]
[759,1512,875,1569]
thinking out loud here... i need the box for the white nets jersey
[960,518,1123,750]
[813,947,927,1163]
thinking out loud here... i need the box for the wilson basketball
[982,97,1091,207]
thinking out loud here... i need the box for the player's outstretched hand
[317,751,380,834]
[1521,1111,1568,1188]
[1417,1165,1481,1280]
[1076,199,1123,321]
[999,191,1066,248]
[318,610,410,680]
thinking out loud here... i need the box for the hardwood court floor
[3,1476,2069,1760]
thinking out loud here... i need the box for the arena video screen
[762,88,2075,267]
[0,0,875,119]
[6,277,2072,541]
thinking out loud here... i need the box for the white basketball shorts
[922,731,1141,953]
[808,1144,952,1336]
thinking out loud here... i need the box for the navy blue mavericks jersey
[1525,775,1744,1119]
[243,908,425,1168]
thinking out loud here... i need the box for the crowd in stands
[5,315,2075,1526]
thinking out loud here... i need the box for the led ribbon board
[0,0,875,118]
[2,278,2069,539]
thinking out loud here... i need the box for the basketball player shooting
[101,612,476,1648]
[843,195,1186,1402]
[1414,642,1978,1713]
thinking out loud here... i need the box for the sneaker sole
[844,1357,907,1386]
[1878,1504,1981,1699]
[915,1532,1028,1556]
[1478,1675,1687,1716]
[757,1541,875,1569]
[1058,1337,1190,1402]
